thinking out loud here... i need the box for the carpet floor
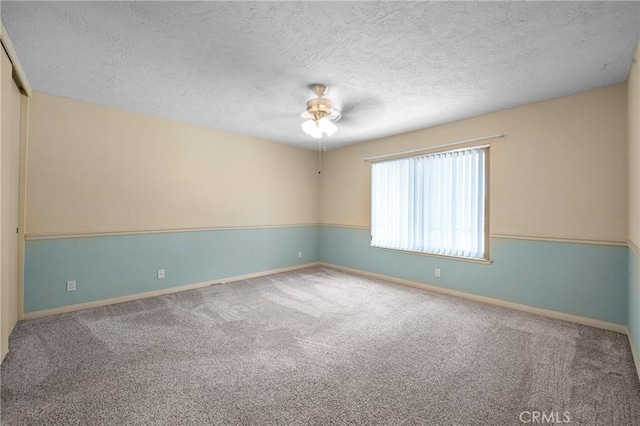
[1,266,639,425]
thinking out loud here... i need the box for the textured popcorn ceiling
[2,1,639,150]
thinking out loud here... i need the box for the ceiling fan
[301,84,341,139]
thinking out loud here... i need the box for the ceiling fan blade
[337,95,387,127]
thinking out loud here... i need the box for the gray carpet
[1,266,639,425]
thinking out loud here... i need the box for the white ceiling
[2,1,639,150]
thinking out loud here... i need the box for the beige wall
[629,44,640,250]
[26,93,320,237]
[321,84,628,243]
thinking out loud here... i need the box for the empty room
[0,1,639,425]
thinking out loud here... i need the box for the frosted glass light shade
[317,117,337,136]
[301,119,316,135]
[301,117,337,138]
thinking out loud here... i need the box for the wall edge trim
[319,262,627,334]
[25,223,322,241]
[23,262,320,319]
[630,240,640,257]
[319,225,627,247]
[492,233,627,247]
[17,94,29,321]
[320,224,371,230]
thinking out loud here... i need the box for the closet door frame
[0,22,32,360]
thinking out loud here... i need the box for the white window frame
[371,145,491,263]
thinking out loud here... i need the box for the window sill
[371,245,493,265]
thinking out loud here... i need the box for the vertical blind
[371,146,487,259]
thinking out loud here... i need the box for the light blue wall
[24,226,319,313]
[630,248,640,355]
[24,224,630,327]
[319,226,628,326]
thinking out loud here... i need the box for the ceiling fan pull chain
[318,138,322,174]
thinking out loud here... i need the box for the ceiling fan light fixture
[301,84,340,139]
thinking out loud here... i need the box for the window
[371,146,488,260]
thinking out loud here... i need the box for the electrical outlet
[435,269,441,278]
[157,269,165,280]
[298,251,303,258]
[66,280,76,292]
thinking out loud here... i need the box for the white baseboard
[319,262,628,335]
[23,262,320,320]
